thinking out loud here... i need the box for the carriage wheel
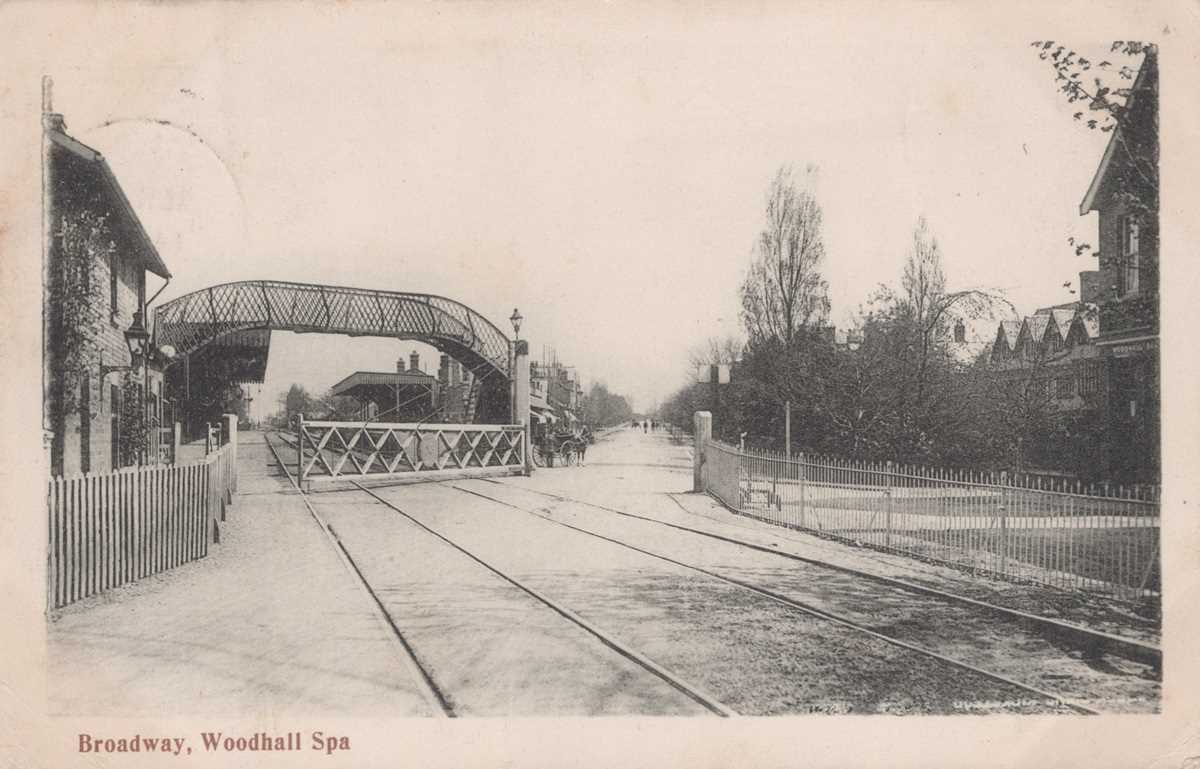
[561,446,579,466]
[532,446,548,468]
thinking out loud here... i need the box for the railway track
[448,482,1107,715]
[263,432,733,717]
[265,430,1154,714]
[486,480,1162,670]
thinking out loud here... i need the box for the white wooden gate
[297,417,527,482]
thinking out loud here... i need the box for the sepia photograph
[1,2,1198,768]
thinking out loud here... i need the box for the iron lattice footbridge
[154,280,513,378]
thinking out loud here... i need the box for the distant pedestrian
[642,420,648,433]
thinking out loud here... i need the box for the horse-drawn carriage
[531,423,592,467]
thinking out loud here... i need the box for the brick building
[1076,48,1159,482]
[983,47,1158,482]
[44,107,172,476]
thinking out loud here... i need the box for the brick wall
[59,250,163,476]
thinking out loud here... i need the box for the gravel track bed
[373,485,1067,715]
[455,479,1159,713]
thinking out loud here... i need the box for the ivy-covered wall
[46,138,165,476]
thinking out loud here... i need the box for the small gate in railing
[296,416,527,483]
[204,422,224,454]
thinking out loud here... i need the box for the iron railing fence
[701,439,1160,603]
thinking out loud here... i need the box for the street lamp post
[509,308,523,341]
[100,310,152,379]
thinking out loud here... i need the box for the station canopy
[330,370,436,404]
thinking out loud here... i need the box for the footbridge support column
[513,340,531,475]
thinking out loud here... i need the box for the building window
[1056,374,1075,400]
[109,252,119,318]
[1079,361,1101,397]
[1119,215,1139,296]
[953,319,965,343]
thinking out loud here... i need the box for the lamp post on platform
[509,308,532,474]
[100,310,152,379]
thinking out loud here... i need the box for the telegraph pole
[785,400,791,461]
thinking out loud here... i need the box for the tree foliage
[50,209,110,417]
[739,166,830,345]
[666,215,1029,468]
[118,372,155,467]
[1033,40,1158,292]
[580,382,634,428]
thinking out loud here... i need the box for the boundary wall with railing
[47,417,238,610]
[693,414,1159,603]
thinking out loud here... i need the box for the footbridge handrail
[153,280,512,377]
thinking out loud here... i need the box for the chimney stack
[438,354,450,385]
[1079,270,1102,304]
[396,357,404,374]
[409,350,420,373]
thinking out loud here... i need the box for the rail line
[263,433,453,717]
[487,480,1161,671]
[451,483,1104,715]
[264,432,735,717]
[266,429,1142,713]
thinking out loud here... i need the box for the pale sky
[32,5,1138,415]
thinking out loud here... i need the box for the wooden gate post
[172,422,182,465]
[693,411,712,492]
[296,413,305,486]
[223,413,238,494]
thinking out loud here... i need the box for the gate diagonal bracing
[297,419,526,482]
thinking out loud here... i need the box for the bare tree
[739,166,830,345]
[687,335,743,371]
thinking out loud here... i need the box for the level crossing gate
[296,416,527,483]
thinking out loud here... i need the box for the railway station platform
[45,432,437,717]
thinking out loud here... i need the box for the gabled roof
[998,320,1022,351]
[1079,49,1157,215]
[1079,304,1100,338]
[1049,308,1077,340]
[46,120,171,279]
[1022,313,1050,344]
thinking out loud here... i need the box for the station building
[43,106,173,476]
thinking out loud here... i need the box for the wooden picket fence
[47,442,237,610]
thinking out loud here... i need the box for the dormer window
[1119,215,1140,296]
